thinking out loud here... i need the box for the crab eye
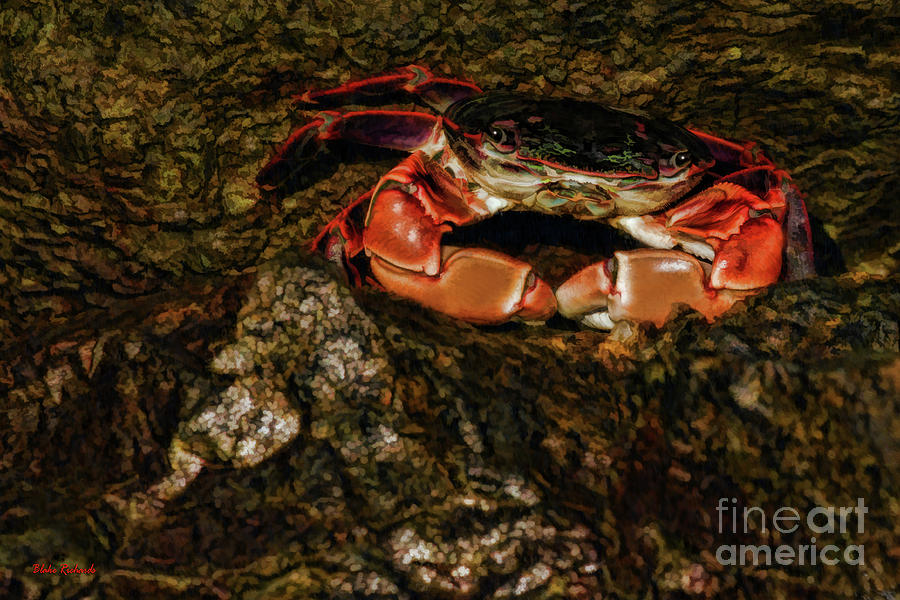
[673,151,691,168]
[486,126,516,152]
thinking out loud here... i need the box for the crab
[257,65,814,329]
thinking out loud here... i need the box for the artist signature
[32,563,96,575]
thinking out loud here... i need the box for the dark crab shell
[442,92,714,180]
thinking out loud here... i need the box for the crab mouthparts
[523,182,616,218]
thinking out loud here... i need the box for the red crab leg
[361,152,556,324]
[257,110,441,188]
[296,65,482,112]
[688,128,773,170]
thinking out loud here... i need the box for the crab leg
[296,65,482,112]
[257,110,442,188]
[688,129,773,170]
[359,152,557,324]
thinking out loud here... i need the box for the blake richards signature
[32,563,96,575]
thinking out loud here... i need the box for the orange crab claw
[709,217,784,290]
[371,248,556,324]
[557,250,754,328]
[359,153,557,324]
[608,250,742,326]
[556,262,614,320]
[664,182,778,240]
[363,188,449,276]
[662,179,786,290]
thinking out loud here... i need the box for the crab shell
[442,93,715,216]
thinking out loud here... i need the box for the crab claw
[557,250,751,329]
[708,217,784,290]
[555,261,614,324]
[371,247,557,324]
[664,181,785,290]
[664,182,780,240]
[560,180,789,329]
[358,153,558,325]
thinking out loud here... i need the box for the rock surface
[1,1,898,598]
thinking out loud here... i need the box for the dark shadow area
[443,211,640,256]
[809,213,847,276]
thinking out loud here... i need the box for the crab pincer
[359,152,558,324]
